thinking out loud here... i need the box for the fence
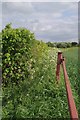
[56,52,78,120]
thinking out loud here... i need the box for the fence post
[56,52,62,82]
[62,58,78,119]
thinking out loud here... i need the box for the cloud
[1,0,79,2]
[2,2,34,15]
[2,2,78,42]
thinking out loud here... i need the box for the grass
[2,47,70,119]
[62,47,80,118]
[2,44,80,118]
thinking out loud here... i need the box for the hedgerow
[2,24,70,118]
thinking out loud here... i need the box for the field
[62,47,80,118]
[1,25,80,119]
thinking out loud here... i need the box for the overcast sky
[1,1,78,42]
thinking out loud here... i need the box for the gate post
[56,52,62,82]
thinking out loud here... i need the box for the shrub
[2,24,36,85]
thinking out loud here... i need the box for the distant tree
[71,42,78,47]
[46,42,54,47]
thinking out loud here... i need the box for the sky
[1,1,78,42]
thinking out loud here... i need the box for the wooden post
[56,52,62,82]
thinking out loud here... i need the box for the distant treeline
[46,42,80,48]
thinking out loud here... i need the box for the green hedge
[2,23,36,85]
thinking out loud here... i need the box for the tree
[71,42,78,47]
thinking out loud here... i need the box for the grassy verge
[2,47,70,119]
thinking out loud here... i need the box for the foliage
[46,42,54,47]
[2,45,70,118]
[0,31,2,120]
[71,42,78,47]
[46,42,78,48]
[2,24,36,85]
[2,24,79,119]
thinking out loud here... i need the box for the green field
[62,47,80,118]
